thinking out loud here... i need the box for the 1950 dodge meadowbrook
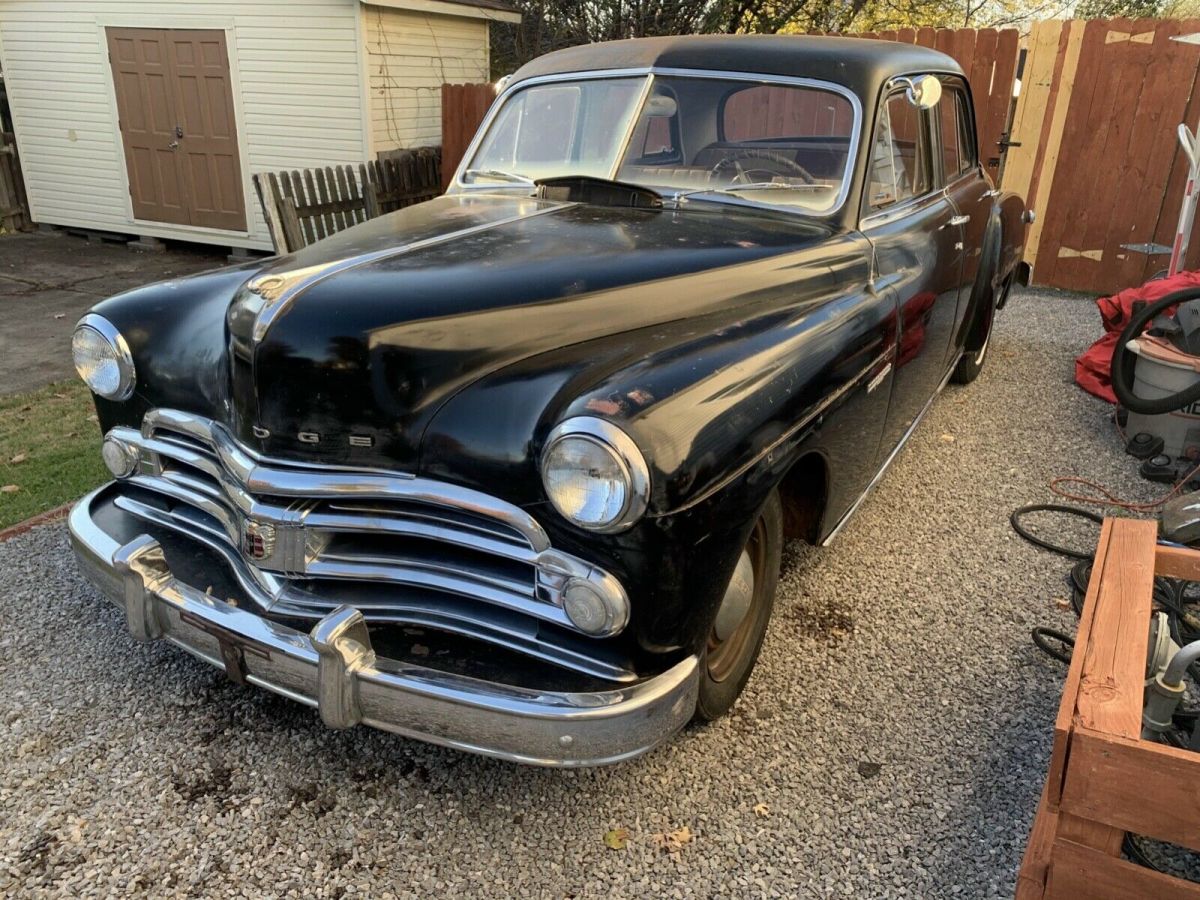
[68,35,1028,766]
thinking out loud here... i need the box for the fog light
[101,435,138,478]
[562,577,628,636]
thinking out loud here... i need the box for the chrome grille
[104,409,633,681]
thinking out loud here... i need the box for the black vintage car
[69,35,1027,765]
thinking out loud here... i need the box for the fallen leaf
[9,453,27,464]
[1,484,19,494]
[602,828,629,850]
[53,313,66,320]
[1053,597,1072,611]
[753,803,770,818]
[939,433,956,443]
[652,825,693,853]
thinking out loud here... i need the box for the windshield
[462,74,858,214]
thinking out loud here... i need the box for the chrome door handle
[949,215,970,226]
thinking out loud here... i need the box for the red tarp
[1075,270,1200,404]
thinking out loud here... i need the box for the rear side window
[867,93,932,211]
[721,84,855,141]
[939,87,976,180]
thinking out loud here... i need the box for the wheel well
[777,452,828,544]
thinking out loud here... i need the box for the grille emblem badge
[242,520,276,561]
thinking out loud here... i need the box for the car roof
[509,34,964,99]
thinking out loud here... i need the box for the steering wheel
[710,150,815,185]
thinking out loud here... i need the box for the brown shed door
[107,28,247,232]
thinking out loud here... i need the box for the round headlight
[541,418,649,532]
[73,315,135,400]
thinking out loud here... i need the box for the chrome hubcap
[713,549,755,642]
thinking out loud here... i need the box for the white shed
[0,0,517,250]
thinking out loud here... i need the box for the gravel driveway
[0,286,1157,898]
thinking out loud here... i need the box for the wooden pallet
[1017,517,1200,899]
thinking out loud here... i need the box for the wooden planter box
[1017,517,1200,899]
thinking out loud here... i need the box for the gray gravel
[0,286,1164,898]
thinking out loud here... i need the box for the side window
[939,92,962,180]
[956,91,977,171]
[867,92,931,211]
[939,86,977,181]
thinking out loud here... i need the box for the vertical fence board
[1023,20,1086,279]
[1118,19,1200,286]
[441,83,496,191]
[1003,20,1063,212]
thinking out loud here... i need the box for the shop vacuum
[1112,286,1200,542]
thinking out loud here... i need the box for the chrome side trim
[450,67,864,218]
[658,346,894,517]
[71,504,698,766]
[821,362,956,546]
[242,202,565,345]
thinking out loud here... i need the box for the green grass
[0,380,108,530]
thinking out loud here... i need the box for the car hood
[224,191,833,468]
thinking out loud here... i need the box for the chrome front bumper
[69,487,699,766]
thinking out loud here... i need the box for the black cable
[1124,834,1166,873]
[1031,627,1074,664]
[1010,504,1104,560]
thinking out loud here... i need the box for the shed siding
[0,2,368,249]
[363,4,489,154]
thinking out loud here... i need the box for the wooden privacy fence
[441,82,498,191]
[253,148,441,254]
[1005,17,1200,294]
[846,27,1020,177]
[0,130,30,232]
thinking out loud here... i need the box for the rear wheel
[693,491,782,722]
[952,273,1009,385]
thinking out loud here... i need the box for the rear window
[722,84,855,142]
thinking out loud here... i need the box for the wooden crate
[1017,517,1200,899]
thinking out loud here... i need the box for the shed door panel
[107,29,190,226]
[106,27,247,232]
[166,31,246,230]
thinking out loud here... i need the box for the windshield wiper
[677,182,824,200]
[462,168,534,185]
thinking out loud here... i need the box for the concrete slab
[0,231,227,397]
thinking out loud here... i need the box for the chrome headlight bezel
[540,417,650,533]
[72,314,135,401]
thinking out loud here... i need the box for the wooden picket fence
[441,83,497,191]
[0,129,31,232]
[846,27,1021,178]
[1004,17,1200,294]
[253,148,441,254]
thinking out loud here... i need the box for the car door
[862,83,966,458]
[938,78,991,365]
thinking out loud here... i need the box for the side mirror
[895,75,942,110]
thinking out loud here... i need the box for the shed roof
[362,0,520,24]
[510,34,962,98]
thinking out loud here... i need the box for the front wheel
[693,491,782,722]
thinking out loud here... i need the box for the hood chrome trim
[244,200,566,345]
